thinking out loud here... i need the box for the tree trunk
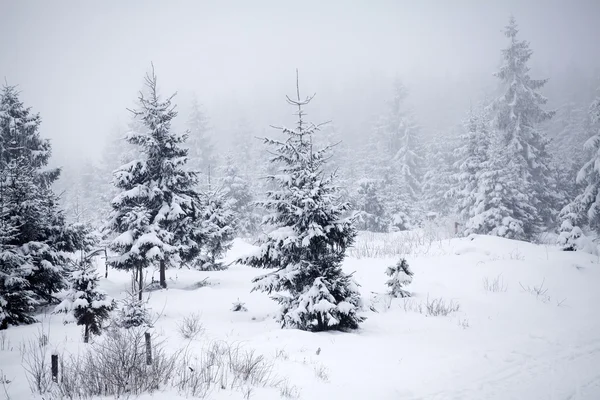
[159,260,166,289]
[138,266,143,301]
[84,324,90,343]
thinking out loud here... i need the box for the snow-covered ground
[2,232,600,399]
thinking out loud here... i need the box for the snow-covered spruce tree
[0,84,81,307]
[558,87,600,247]
[421,131,459,217]
[378,80,424,230]
[354,179,389,233]
[385,258,413,298]
[465,131,538,239]
[106,66,201,292]
[486,16,555,237]
[195,189,235,270]
[54,255,115,343]
[186,97,215,180]
[221,155,260,237]
[115,289,153,329]
[450,106,492,225]
[238,74,364,332]
[0,191,36,329]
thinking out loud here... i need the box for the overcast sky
[1,0,599,165]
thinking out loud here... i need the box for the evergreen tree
[385,258,413,298]
[186,97,215,179]
[106,66,201,292]
[421,131,458,217]
[238,74,363,332]
[221,155,260,237]
[559,87,600,241]
[0,84,80,309]
[196,189,235,270]
[54,254,115,343]
[487,16,555,236]
[378,80,424,229]
[354,179,389,232]
[115,290,153,329]
[451,106,492,225]
[0,193,36,329]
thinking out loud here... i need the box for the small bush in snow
[519,278,552,303]
[278,379,301,399]
[19,327,52,395]
[313,363,330,382]
[482,274,508,293]
[231,299,248,312]
[425,296,460,316]
[385,258,413,298]
[114,291,153,329]
[178,312,205,340]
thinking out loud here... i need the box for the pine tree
[0,84,80,309]
[196,189,235,270]
[421,131,459,217]
[385,258,413,298]
[379,80,424,229]
[54,254,115,343]
[559,87,600,241]
[238,73,363,332]
[487,16,555,236]
[354,179,389,232]
[221,155,260,237]
[107,66,201,293]
[0,195,36,329]
[186,97,215,179]
[451,106,492,225]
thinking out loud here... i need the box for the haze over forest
[2,0,599,169]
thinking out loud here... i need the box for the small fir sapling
[385,258,413,298]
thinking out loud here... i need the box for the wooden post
[51,354,58,383]
[159,260,166,289]
[145,332,152,365]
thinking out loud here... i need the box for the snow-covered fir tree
[54,254,115,342]
[558,86,600,246]
[115,290,153,329]
[195,189,235,270]
[385,258,413,298]
[0,195,36,329]
[354,179,389,232]
[421,131,459,217]
[0,84,82,312]
[221,155,260,237]
[484,16,555,238]
[106,66,203,292]
[378,80,424,230]
[451,106,492,225]
[186,97,215,180]
[239,74,364,332]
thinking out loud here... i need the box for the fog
[1,0,599,166]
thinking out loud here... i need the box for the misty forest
[1,1,600,399]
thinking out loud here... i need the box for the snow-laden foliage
[238,77,364,332]
[194,190,235,270]
[377,80,424,230]
[115,292,153,329]
[0,84,83,320]
[354,179,389,233]
[54,256,115,342]
[221,156,260,237]
[186,97,215,179]
[487,16,556,235]
[106,66,204,289]
[421,131,458,217]
[385,258,413,298]
[558,87,600,246]
[451,106,492,224]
